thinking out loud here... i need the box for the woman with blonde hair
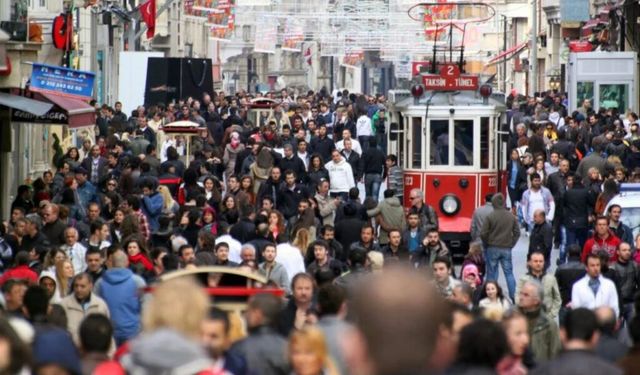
[292,228,311,258]
[141,277,209,338]
[123,277,214,374]
[54,259,74,298]
[157,185,179,218]
[288,326,339,375]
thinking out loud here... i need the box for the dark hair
[317,284,346,317]
[530,172,541,181]
[90,219,106,235]
[567,244,582,259]
[456,318,508,368]
[215,242,229,252]
[23,285,49,319]
[526,250,546,262]
[207,307,230,333]
[177,244,193,257]
[85,247,104,260]
[481,280,506,302]
[2,279,26,294]
[585,252,602,265]
[348,248,368,267]
[562,308,598,341]
[14,251,30,266]
[432,256,452,270]
[0,317,31,373]
[162,253,180,272]
[79,314,113,353]
[247,293,282,327]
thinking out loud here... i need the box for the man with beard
[412,229,450,268]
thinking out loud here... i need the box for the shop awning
[0,92,52,116]
[39,92,95,128]
[486,41,528,66]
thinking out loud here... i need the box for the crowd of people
[0,87,637,374]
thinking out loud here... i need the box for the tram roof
[389,89,506,110]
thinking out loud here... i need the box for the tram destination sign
[421,63,479,91]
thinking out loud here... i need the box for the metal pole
[530,0,538,96]
[502,15,507,93]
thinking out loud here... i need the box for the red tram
[387,70,507,259]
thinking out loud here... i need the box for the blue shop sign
[30,63,95,100]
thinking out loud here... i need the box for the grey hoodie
[121,329,213,375]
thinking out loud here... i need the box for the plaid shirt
[135,209,151,241]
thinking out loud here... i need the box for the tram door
[393,115,425,170]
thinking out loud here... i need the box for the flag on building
[140,0,156,39]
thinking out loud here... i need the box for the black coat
[278,155,307,183]
[554,260,586,306]
[529,221,553,256]
[309,136,335,163]
[341,150,361,180]
[230,218,256,244]
[334,217,365,252]
[277,184,310,220]
[562,185,593,229]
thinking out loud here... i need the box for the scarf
[129,253,153,271]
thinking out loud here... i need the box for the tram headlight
[440,194,461,216]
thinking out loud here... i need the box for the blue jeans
[485,246,517,302]
[565,227,588,257]
[359,135,371,152]
[375,133,387,153]
[365,173,382,201]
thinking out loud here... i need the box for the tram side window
[430,120,449,165]
[454,120,473,166]
[480,117,489,169]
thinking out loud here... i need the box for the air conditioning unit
[0,22,27,42]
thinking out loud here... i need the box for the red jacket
[581,230,621,264]
[0,265,38,286]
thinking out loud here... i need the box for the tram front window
[430,120,449,165]
[454,120,473,166]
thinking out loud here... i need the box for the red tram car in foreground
[387,70,507,259]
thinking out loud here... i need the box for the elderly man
[517,280,561,362]
[61,227,87,275]
[409,188,439,234]
[516,251,562,321]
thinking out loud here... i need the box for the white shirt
[276,243,306,280]
[216,234,242,264]
[325,159,356,193]
[335,138,362,155]
[571,275,619,317]
[526,190,545,224]
[356,115,372,137]
[297,151,309,170]
[61,242,87,275]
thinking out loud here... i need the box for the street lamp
[549,77,560,91]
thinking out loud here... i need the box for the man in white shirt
[335,129,362,155]
[61,227,87,275]
[571,252,620,317]
[521,173,555,231]
[325,149,356,200]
